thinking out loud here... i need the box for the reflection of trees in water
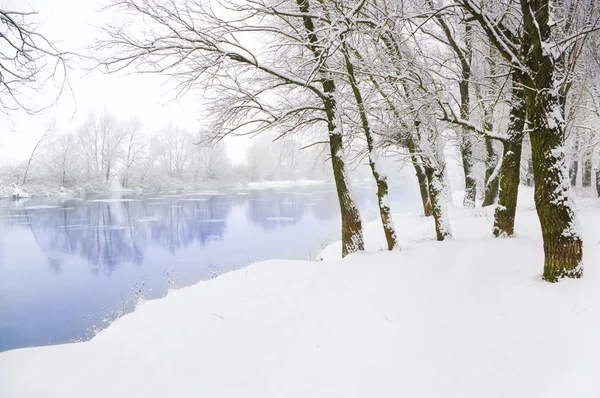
[6,196,232,274]
[245,188,340,231]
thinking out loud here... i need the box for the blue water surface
[0,182,419,352]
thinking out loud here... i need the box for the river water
[0,182,419,352]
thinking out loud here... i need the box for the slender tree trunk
[419,131,452,241]
[406,134,432,216]
[493,72,525,236]
[342,43,396,250]
[482,137,500,206]
[522,0,582,281]
[525,156,534,187]
[424,162,452,241]
[582,148,592,187]
[296,0,363,256]
[459,131,476,208]
[596,157,600,196]
[568,135,579,187]
[460,25,476,208]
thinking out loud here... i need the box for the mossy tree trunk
[492,137,523,236]
[342,42,397,250]
[493,72,525,236]
[522,0,583,282]
[296,0,363,257]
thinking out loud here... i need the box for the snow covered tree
[94,0,365,257]
[455,0,596,281]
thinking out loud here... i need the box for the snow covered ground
[1,186,599,397]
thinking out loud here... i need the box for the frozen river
[0,182,419,352]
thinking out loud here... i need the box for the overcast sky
[0,0,252,164]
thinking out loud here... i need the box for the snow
[1,186,600,397]
[245,179,327,189]
[87,199,141,203]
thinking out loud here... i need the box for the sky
[0,0,253,164]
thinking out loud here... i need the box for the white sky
[0,0,253,164]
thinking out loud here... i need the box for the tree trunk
[596,161,600,197]
[406,134,432,216]
[295,0,363,257]
[493,72,525,236]
[460,132,477,208]
[424,163,452,241]
[482,137,500,207]
[328,122,364,257]
[419,131,452,241]
[582,148,592,187]
[525,156,534,187]
[522,0,583,281]
[568,135,579,187]
[342,42,397,250]
[493,136,523,236]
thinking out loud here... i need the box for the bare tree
[22,120,56,185]
[93,0,365,256]
[0,7,69,114]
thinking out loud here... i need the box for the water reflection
[0,184,417,352]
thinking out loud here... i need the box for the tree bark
[568,135,579,187]
[406,134,433,216]
[458,24,476,208]
[296,0,363,257]
[582,148,592,187]
[418,130,452,241]
[493,72,525,236]
[482,136,500,207]
[342,42,397,250]
[522,0,583,281]
[424,162,452,241]
[493,136,523,237]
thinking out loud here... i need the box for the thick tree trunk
[482,137,500,207]
[342,43,397,250]
[521,0,583,281]
[530,129,582,281]
[493,73,525,236]
[493,136,523,236]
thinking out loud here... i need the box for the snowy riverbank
[0,179,331,200]
[1,186,599,397]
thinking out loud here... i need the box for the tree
[22,120,55,185]
[120,119,146,187]
[77,112,128,182]
[0,7,68,114]
[455,0,595,281]
[94,0,365,257]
